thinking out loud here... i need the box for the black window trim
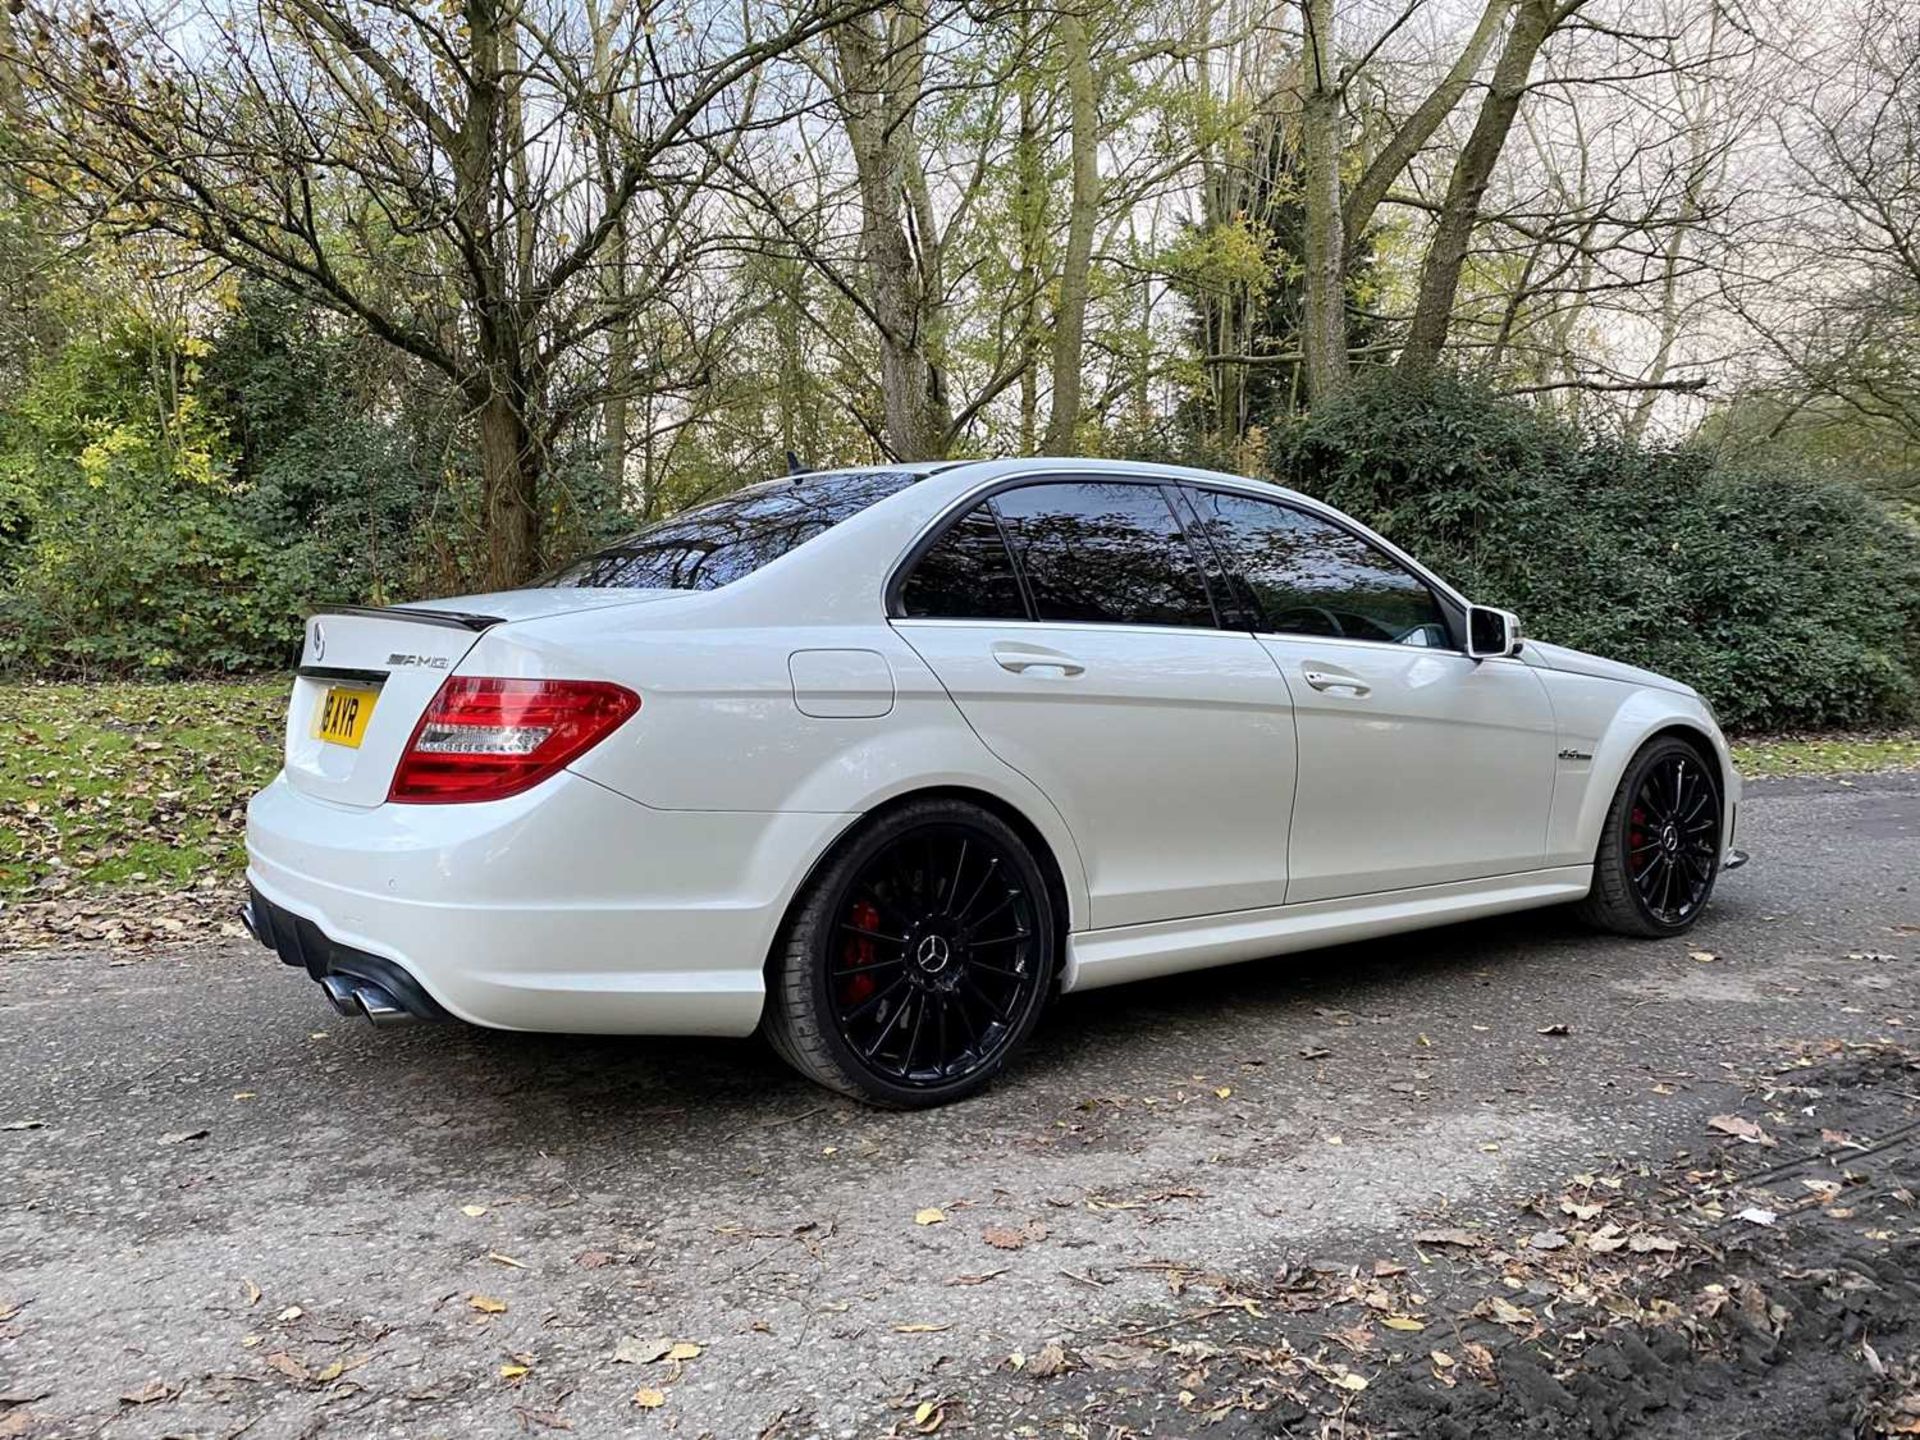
[887,473,1229,632]
[1175,481,1468,653]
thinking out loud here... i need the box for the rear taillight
[388,677,639,804]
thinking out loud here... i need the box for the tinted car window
[900,503,1027,620]
[546,470,920,590]
[1186,489,1450,647]
[991,481,1216,628]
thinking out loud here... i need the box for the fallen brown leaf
[613,1337,672,1365]
[945,1269,1006,1286]
[1027,1341,1076,1377]
[1707,1114,1777,1147]
[263,1351,310,1383]
[1413,1228,1484,1249]
[1484,1297,1535,1327]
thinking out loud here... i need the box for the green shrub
[0,317,307,675]
[1270,373,1920,732]
[0,288,454,676]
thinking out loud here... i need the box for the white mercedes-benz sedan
[244,458,1746,1105]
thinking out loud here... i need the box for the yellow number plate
[313,685,379,748]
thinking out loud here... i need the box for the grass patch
[1730,732,1920,779]
[0,679,286,901]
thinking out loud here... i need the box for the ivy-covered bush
[0,288,447,677]
[0,316,304,675]
[1271,373,1920,732]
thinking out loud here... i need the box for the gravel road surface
[2,774,1915,1438]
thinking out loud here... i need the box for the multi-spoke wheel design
[1623,751,1719,925]
[1576,736,1723,937]
[763,800,1057,1106]
[830,826,1043,1087]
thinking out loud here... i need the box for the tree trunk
[1015,35,1043,455]
[776,255,807,458]
[589,0,632,496]
[1342,0,1513,247]
[479,383,540,590]
[1043,4,1098,454]
[1298,0,1349,403]
[453,0,540,587]
[602,256,632,494]
[1399,0,1565,374]
[1627,5,1719,444]
[832,6,951,461]
[0,2,25,134]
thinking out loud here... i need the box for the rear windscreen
[543,470,922,591]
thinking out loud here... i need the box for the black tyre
[762,799,1058,1107]
[1575,736,1723,937]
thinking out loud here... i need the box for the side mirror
[1466,604,1523,660]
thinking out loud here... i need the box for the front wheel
[763,799,1058,1107]
[1575,736,1723,937]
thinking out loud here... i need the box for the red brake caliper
[1628,805,1648,875]
[840,899,880,1007]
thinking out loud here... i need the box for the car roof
[775,455,1308,501]
[926,456,1311,503]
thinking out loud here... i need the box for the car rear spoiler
[307,604,507,633]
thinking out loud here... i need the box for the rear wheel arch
[765,785,1076,988]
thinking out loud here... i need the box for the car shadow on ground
[286,894,1747,1185]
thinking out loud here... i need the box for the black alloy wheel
[764,799,1057,1106]
[1623,750,1720,925]
[1576,735,1723,937]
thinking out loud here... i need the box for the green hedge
[1270,374,1920,732]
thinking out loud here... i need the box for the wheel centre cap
[914,934,953,974]
[1661,823,1679,853]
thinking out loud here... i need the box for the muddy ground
[1,773,1916,1439]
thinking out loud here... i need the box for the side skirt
[1061,866,1593,992]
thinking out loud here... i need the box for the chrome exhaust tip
[317,974,362,1018]
[238,900,262,944]
[352,981,418,1028]
[315,973,421,1026]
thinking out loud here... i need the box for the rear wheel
[763,799,1057,1107]
[1575,736,1722,937]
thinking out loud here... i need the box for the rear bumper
[244,770,853,1036]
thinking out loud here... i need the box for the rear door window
[1184,488,1451,647]
[989,481,1218,628]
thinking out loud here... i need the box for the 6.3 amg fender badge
[1558,747,1594,762]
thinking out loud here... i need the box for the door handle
[1303,667,1370,696]
[993,645,1085,677]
